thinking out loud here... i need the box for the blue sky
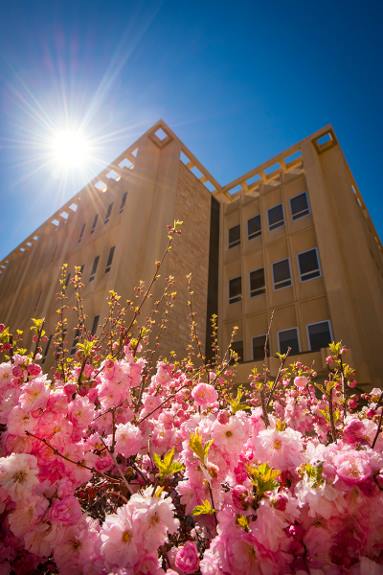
[0,0,382,259]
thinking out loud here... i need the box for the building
[0,121,382,386]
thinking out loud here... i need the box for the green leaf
[189,431,213,464]
[229,387,251,414]
[153,448,184,479]
[192,499,215,516]
[247,463,280,497]
[302,463,324,488]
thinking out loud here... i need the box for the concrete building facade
[0,121,382,386]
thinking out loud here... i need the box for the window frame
[252,334,270,362]
[119,192,128,213]
[268,204,285,231]
[78,223,86,243]
[297,247,321,282]
[228,224,241,249]
[306,320,333,352]
[91,214,98,234]
[231,340,244,363]
[89,255,100,283]
[290,192,310,221]
[277,327,300,355]
[248,214,261,240]
[104,202,114,224]
[249,267,265,297]
[105,246,115,273]
[228,276,242,304]
[272,257,292,290]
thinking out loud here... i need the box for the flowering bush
[0,225,382,574]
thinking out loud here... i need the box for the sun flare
[48,127,93,173]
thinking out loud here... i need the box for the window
[78,223,86,243]
[231,340,243,362]
[228,225,240,248]
[290,192,310,220]
[278,328,300,355]
[229,277,241,303]
[91,214,98,234]
[308,321,332,351]
[248,215,261,239]
[89,256,100,282]
[71,328,80,355]
[119,192,128,213]
[298,248,321,281]
[105,246,115,273]
[79,264,85,275]
[250,268,265,297]
[91,315,100,336]
[65,272,71,288]
[104,202,113,224]
[268,204,284,231]
[273,259,292,289]
[253,335,270,361]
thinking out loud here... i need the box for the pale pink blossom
[0,453,38,501]
[115,422,144,458]
[191,383,218,407]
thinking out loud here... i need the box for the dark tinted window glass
[228,225,240,248]
[105,246,115,273]
[250,268,265,296]
[273,259,291,289]
[253,335,270,361]
[89,256,100,281]
[248,215,261,239]
[308,321,332,351]
[229,277,241,303]
[268,205,284,230]
[291,193,309,220]
[120,192,128,212]
[231,340,243,362]
[279,328,299,355]
[91,214,98,233]
[104,202,113,223]
[298,249,320,281]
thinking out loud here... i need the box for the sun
[48,127,93,173]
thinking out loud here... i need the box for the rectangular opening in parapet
[69,203,78,212]
[60,211,69,220]
[51,219,60,227]
[264,162,281,176]
[284,150,302,166]
[228,185,242,196]
[154,127,168,141]
[106,170,121,181]
[190,166,203,180]
[95,180,108,192]
[180,150,190,165]
[130,147,138,157]
[119,158,134,170]
[316,132,333,147]
[203,180,216,192]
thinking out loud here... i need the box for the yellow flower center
[122,530,132,543]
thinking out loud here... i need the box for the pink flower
[50,495,82,525]
[333,449,372,485]
[0,453,38,501]
[115,422,144,458]
[191,383,218,407]
[253,427,304,471]
[294,376,308,390]
[175,541,199,574]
